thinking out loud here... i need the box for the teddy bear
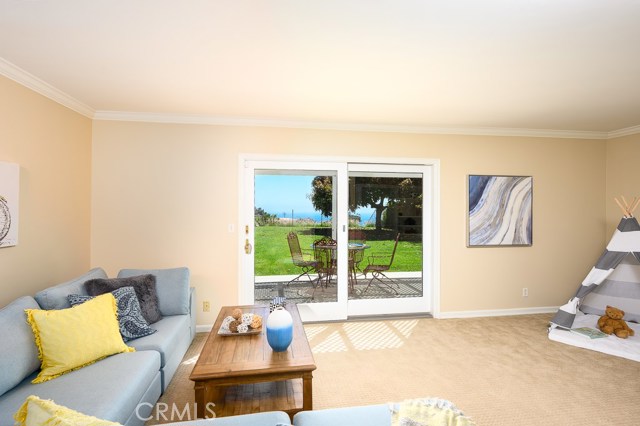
[597,305,635,339]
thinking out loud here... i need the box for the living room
[1,2,640,425]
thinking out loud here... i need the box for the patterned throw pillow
[68,286,157,342]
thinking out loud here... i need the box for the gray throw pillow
[68,286,157,342]
[84,274,162,324]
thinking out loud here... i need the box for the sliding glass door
[243,160,349,322]
[241,157,437,322]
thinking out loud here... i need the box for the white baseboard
[436,306,558,319]
[196,324,213,333]
[195,307,558,330]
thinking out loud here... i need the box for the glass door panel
[346,164,431,317]
[254,172,338,304]
[243,160,348,322]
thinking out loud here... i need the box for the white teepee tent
[551,197,640,330]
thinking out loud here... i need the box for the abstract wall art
[0,162,19,248]
[468,175,532,247]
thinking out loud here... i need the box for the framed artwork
[467,175,532,247]
[0,162,19,248]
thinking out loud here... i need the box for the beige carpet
[148,314,640,425]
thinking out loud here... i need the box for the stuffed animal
[597,305,635,339]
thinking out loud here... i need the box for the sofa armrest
[189,287,197,340]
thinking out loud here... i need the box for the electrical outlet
[203,301,210,312]
[522,288,528,297]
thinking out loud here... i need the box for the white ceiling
[1,0,640,137]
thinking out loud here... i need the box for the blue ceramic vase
[266,307,293,352]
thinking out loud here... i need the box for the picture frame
[0,161,19,248]
[467,175,532,247]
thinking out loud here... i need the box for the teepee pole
[630,198,640,217]
[615,197,629,217]
[614,196,640,217]
[622,195,629,210]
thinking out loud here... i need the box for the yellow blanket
[390,398,475,426]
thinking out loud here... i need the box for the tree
[255,207,277,226]
[352,177,406,230]
[309,176,421,230]
[309,176,333,217]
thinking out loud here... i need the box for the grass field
[254,226,422,276]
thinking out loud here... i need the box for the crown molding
[93,110,611,140]
[608,125,640,139]
[2,55,636,139]
[0,58,94,118]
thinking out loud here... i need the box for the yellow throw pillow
[14,395,122,426]
[25,293,134,383]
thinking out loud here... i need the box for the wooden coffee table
[190,304,316,419]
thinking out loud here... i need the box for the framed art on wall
[467,175,532,247]
[0,161,19,248]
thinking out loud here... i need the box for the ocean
[274,209,375,225]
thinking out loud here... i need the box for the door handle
[244,225,252,254]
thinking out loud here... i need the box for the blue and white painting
[468,175,532,246]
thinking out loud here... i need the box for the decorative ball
[228,319,241,333]
[241,313,254,325]
[221,316,235,331]
[231,308,243,320]
[250,315,263,329]
[237,323,249,333]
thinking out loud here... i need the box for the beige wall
[92,120,607,325]
[0,76,92,307]
[606,133,640,235]
[0,75,617,323]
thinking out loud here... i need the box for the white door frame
[238,154,441,321]
[346,162,436,317]
[241,158,348,322]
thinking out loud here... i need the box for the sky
[255,175,375,222]
[255,175,317,217]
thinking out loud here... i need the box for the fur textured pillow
[84,274,162,324]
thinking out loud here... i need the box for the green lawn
[254,226,422,276]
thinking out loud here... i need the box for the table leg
[348,263,358,294]
[195,382,225,418]
[302,372,313,411]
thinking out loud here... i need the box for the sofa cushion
[25,293,134,383]
[128,314,189,368]
[160,411,291,425]
[118,267,190,316]
[292,404,392,426]
[85,274,162,324]
[14,395,121,426]
[0,296,41,398]
[34,267,108,310]
[0,351,161,425]
[68,286,157,342]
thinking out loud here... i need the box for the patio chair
[286,232,318,287]
[361,233,401,295]
[313,236,337,289]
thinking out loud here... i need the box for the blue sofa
[157,401,473,426]
[0,267,196,426]
[157,404,392,426]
